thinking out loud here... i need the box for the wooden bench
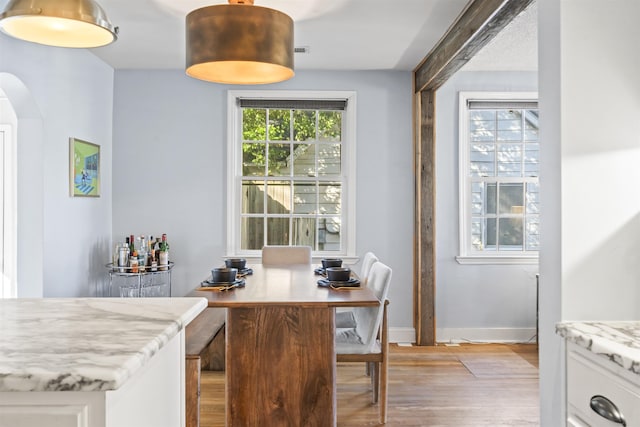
[185,307,226,427]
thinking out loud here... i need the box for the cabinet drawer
[567,345,640,426]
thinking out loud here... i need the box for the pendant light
[186,0,294,85]
[0,0,118,48]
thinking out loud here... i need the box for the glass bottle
[159,233,169,270]
[147,236,154,267]
[130,250,139,273]
[138,235,147,272]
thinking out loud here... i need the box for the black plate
[201,278,246,287]
[314,267,327,276]
[317,278,360,288]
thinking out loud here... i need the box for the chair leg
[379,301,389,424]
[379,355,388,423]
[371,361,380,403]
[365,361,371,376]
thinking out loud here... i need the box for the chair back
[353,261,392,352]
[359,252,379,284]
[261,245,312,265]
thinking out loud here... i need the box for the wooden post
[412,0,534,345]
[415,90,436,346]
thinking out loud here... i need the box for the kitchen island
[0,297,207,427]
[557,321,640,426]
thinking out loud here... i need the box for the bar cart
[105,262,174,297]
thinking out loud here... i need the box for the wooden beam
[413,0,533,345]
[415,90,436,346]
[414,0,534,93]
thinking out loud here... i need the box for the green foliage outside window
[242,108,341,176]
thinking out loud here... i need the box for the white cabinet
[566,342,640,426]
[0,331,184,427]
[0,298,207,427]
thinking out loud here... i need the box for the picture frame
[69,138,100,197]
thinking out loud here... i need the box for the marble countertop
[556,321,640,376]
[0,297,207,392]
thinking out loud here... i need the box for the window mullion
[495,182,501,252]
[314,110,320,251]
[289,109,294,247]
[265,108,270,248]
[521,182,527,249]
[521,112,526,178]
[263,178,268,248]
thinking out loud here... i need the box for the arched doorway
[0,73,45,297]
[0,92,17,297]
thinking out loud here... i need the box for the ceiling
[90,0,473,71]
[462,1,537,72]
[0,0,537,72]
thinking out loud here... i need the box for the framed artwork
[69,138,100,197]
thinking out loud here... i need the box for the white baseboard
[436,327,537,344]
[389,327,538,345]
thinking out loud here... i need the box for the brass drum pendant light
[186,0,294,85]
[0,0,118,48]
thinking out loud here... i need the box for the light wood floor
[199,343,539,426]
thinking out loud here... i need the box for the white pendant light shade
[186,1,294,85]
[0,0,118,48]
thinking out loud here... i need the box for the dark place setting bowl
[211,267,237,283]
[326,267,351,282]
[225,258,247,270]
[321,258,343,269]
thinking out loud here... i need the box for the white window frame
[226,90,357,260]
[456,91,539,265]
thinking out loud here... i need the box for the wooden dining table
[188,263,380,427]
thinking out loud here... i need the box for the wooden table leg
[226,306,336,427]
[185,356,200,427]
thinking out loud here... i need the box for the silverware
[199,284,237,292]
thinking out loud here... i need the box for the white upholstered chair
[261,245,312,265]
[359,251,379,284]
[336,261,392,424]
[335,251,379,328]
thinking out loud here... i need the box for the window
[227,91,356,258]
[457,92,539,264]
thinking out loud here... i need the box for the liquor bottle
[159,234,169,252]
[129,234,135,256]
[138,235,147,272]
[159,233,169,270]
[147,236,154,267]
[130,250,139,273]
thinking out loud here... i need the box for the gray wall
[1,36,549,343]
[0,34,114,298]
[112,70,416,333]
[435,70,539,342]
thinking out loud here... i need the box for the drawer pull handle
[590,395,626,426]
